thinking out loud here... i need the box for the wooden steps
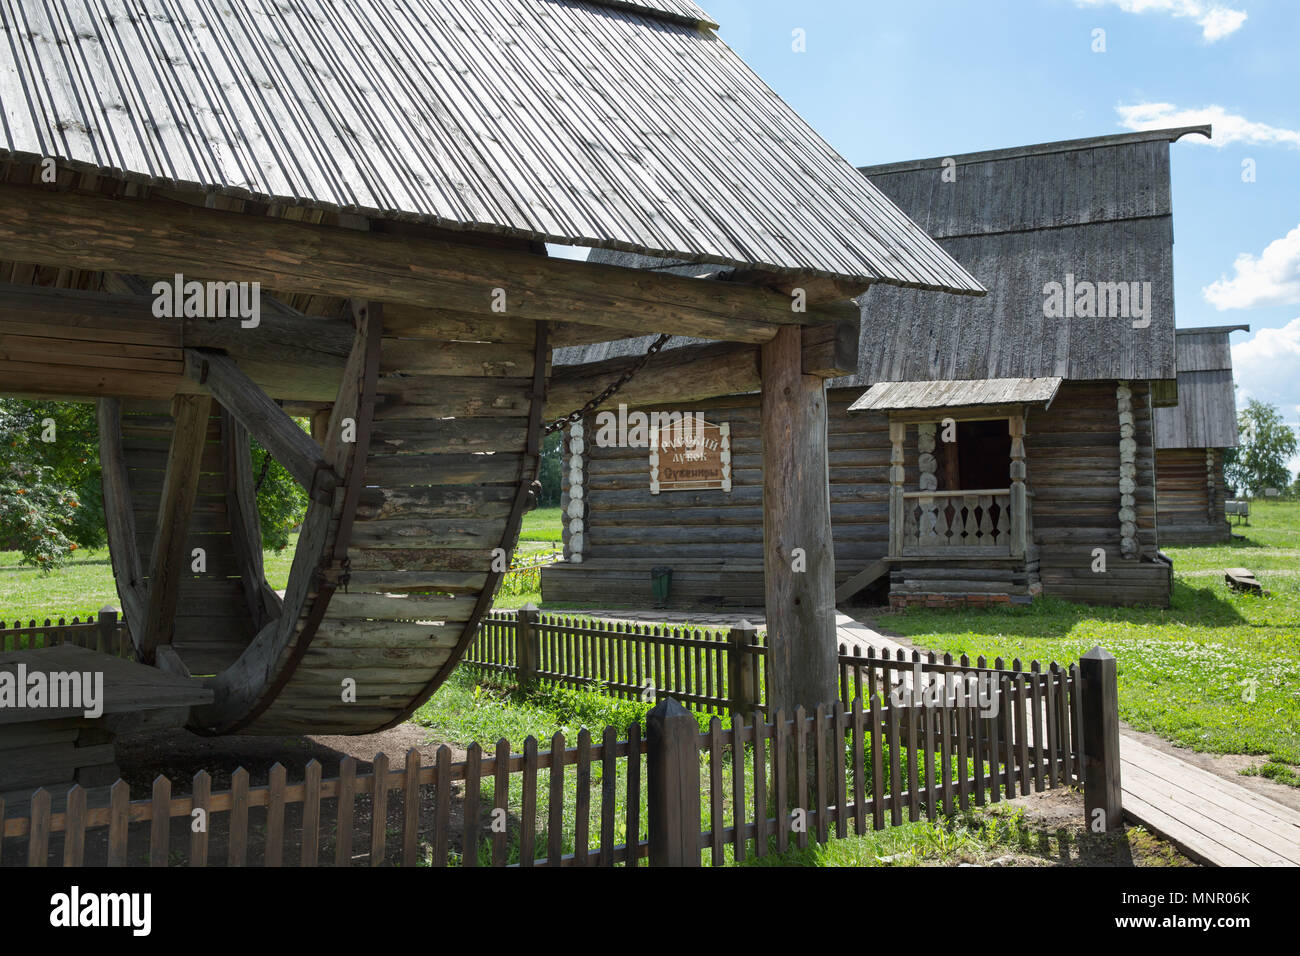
[113,402,258,675]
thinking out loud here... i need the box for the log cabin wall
[545,379,1172,607]
[1030,380,1171,606]
[1156,447,1232,544]
[550,391,911,606]
[1152,326,1245,545]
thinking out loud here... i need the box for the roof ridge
[859,125,1212,175]
[1175,324,1250,335]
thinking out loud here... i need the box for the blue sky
[702,0,1300,470]
[553,1,1300,472]
[722,0,1300,468]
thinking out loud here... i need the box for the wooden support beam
[545,319,859,416]
[761,326,838,716]
[833,557,892,605]
[221,411,283,630]
[96,398,147,633]
[139,393,213,663]
[184,349,336,501]
[0,282,351,403]
[0,183,857,345]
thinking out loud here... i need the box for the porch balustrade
[900,488,1021,556]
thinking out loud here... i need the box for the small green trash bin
[651,566,672,605]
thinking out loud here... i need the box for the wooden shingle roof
[0,0,982,292]
[834,126,1210,387]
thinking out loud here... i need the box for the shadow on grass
[879,584,1247,643]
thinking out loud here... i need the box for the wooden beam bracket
[183,347,338,503]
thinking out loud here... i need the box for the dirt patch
[986,786,1194,867]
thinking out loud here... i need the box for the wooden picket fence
[0,608,131,658]
[465,610,1084,739]
[465,609,763,715]
[3,647,1107,867]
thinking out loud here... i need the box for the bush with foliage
[2,398,308,568]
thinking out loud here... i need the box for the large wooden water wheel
[98,303,547,735]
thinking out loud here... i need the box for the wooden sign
[650,419,731,493]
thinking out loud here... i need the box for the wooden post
[1009,414,1027,558]
[888,419,906,557]
[1116,383,1139,559]
[516,603,540,688]
[97,607,118,657]
[761,325,837,718]
[646,697,701,867]
[1080,646,1122,832]
[727,621,759,719]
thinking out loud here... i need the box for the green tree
[0,399,101,570]
[2,398,308,567]
[251,434,308,552]
[1224,400,1298,497]
[538,429,563,507]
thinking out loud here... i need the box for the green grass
[882,501,1300,767]
[1,534,298,622]
[741,803,1188,867]
[518,506,562,546]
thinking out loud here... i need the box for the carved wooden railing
[900,488,1015,556]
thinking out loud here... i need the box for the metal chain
[253,449,273,493]
[542,333,672,435]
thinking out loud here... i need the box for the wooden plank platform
[1121,735,1300,867]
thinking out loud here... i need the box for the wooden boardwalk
[1121,735,1300,867]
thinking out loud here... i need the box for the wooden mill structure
[0,0,982,727]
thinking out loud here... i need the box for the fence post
[646,697,701,866]
[516,604,540,688]
[727,621,759,719]
[97,607,118,655]
[1080,646,1122,833]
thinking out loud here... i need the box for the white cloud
[1232,320,1300,477]
[1204,225,1300,310]
[1116,103,1300,149]
[1075,0,1247,41]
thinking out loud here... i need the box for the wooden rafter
[0,282,352,403]
[0,183,859,345]
[545,320,859,416]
